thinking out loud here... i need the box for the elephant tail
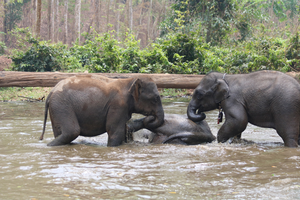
[39,92,52,140]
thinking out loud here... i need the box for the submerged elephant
[40,75,164,147]
[187,71,300,147]
[126,114,216,145]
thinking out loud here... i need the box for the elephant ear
[128,78,142,102]
[213,79,230,104]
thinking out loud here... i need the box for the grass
[0,87,194,102]
[0,87,52,102]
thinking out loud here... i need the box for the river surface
[0,99,300,199]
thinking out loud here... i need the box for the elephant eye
[195,90,205,100]
[151,95,160,104]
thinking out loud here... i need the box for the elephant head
[129,77,164,130]
[187,73,230,122]
[126,114,215,145]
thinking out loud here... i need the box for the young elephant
[126,114,215,145]
[187,71,300,147]
[40,75,164,147]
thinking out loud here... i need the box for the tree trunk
[63,0,68,44]
[32,0,37,35]
[0,71,204,89]
[36,0,42,38]
[106,0,110,32]
[51,0,55,41]
[136,0,144,40]
[128,0,133,32]
[55,0,59,42]
[3,0,7,43]
[75,0,81,43]
[95,0,100,32]
[146,0,152,44]
[47,0,52,40]
[115,0,120,40]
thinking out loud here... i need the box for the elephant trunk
[144,107,164,130]
[187,103,206,122]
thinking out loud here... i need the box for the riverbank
[0,87,193,102]
[0,87,51,102]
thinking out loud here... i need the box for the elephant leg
[217,105,248,143]
[275,118,299,147]
[106,110,129,147]
[48,113,80,146]
[47,125,80,146]
[298,130,300,145]
[236,133,242,139]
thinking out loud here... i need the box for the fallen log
[1,71,299,89]
[0,71,204,89]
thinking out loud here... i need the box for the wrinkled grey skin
[40,75,164,147]
[127,114,215,145]
[187,71,300,147]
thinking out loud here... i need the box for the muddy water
[0,99,300,200]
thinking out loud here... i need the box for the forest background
[0,0,300,75]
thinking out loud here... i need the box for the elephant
[126,114,216,145]
[187,70,300,147]
[39,74,164,147]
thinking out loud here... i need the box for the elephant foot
[47,134,78,146]
[283,138,298,148]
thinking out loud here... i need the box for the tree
[75,0,81,42]
[55,0,59,42]
[128,0,133,32]
[35,0,41,38]
[3,0,7,43]
[63,0,68,44]
[106,0,110,32]
[95,0,101,33]
[146,0,153,44]
[51,0,55,41]
[31,0,36,35]
[47,0,52,40]
[161,0,236,45]
[3,0,30,43]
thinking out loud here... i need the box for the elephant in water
[187,70,300,147]
[126,114,216,145]
[40,75,164,147]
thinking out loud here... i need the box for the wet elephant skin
[127,114,216,145]
[187,70,300,147]
[40,74,164,147]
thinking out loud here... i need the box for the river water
[0,99,300,199]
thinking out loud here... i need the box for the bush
[158,33,205,74]
[11,38,61,72]
[286,32,300,71]
[9,28,298,75]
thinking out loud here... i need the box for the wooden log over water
[0,71,204,89]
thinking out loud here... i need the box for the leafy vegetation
[9,27,300,74]
[6,0,300,74]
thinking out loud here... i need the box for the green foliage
[9,27,299,75]
[4,0,31,45]
[286,32,300,71]
[11,39,61,72]
[10,29,61,72]
[161,0,236,45]
[0,32,6,55]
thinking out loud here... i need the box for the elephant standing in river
[40,75,164,147]
[126,114,215,145]
[187,71,300,147]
